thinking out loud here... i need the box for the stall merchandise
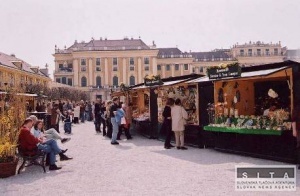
[201,61,300,163]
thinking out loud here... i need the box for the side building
[231,41,285,65]
[0,52,50,90]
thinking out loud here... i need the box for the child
[64,110,72,134]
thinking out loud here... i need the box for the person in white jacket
[171,98,188,150]
[73,103,80,124]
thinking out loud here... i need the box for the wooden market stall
[200,60,300,163]
[128,74,203,140]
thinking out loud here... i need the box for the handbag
[121,117,127,125]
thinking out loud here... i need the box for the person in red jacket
[19,118,70,170]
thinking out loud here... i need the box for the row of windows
[157,64,189,71]
[79,64,148,72]
[80,57,150,66]
[240,48,279,56]
[0,71,44,87]
[56,76,136,87]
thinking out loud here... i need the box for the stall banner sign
[235,165,296,191]
[208,64,241,79]
[144,78,163,86]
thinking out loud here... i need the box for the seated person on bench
[32,119,72,161]
[29,115,71,143]
[19,118,71,171]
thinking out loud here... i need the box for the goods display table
[132,118,155,139]
[204,126,296,163]
[204,126,283,136]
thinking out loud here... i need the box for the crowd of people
[21,96,300,170]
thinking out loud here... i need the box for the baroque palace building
[54,38,295,100]
[0,52,50,91]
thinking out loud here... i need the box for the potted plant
[0,84,27,178]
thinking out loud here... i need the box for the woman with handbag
[171,98,188,150]
[292,105,300,169]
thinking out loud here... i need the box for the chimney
[10,54,16,57]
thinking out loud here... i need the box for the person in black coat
[94,99,102,134]
[161,98,175,149]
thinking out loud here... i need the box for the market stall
[129,74,202,139]
[202,61,300,163]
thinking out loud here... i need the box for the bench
[17,146,46,174]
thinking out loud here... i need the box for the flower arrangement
[119,82,129,92]
[144,74,161,81]
[0,87,27,164]
[206,62,239,71]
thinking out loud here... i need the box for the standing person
[58,100,63,114]
[100,101,107,136]
[292,105,300,170]
[84,101,89,121]
[118,103,132,140]
[79,100,85,123]
[110,97,120,145]
[88,102,93,121]
[171,98,188,150]
[94,99,102,134]
[106,101,113,138]
[64,110,72,134]
[73,103,80,124]
[50,103,61,133]
[161,98,175,149]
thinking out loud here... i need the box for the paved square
[1,122,299,196]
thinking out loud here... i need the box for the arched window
[129,76,135,86]
[113,76,118,86]
[62,77,67,84]
[81,76,87,87]
[113,76,119,86]
[96,76,101,87]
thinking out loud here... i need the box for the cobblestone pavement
[0,122,299,196]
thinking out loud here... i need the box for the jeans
[85,111,89,121]
[111,117,119,143]
[44,128,62,140]
[37,139,61,165]
[64,122,72,133]
[80,112,85,123]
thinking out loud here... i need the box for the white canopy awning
[0,92,39,97]
[187,66,289,83]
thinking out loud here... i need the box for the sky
[0,0,300,78]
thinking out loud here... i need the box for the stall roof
[187,66,289,83]
[132,79,188,90]
[130,74,203,90]
[0,92,46,97]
